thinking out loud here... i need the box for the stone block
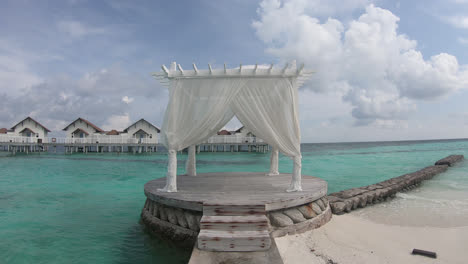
[435,155,464,166]
[316,199,326,210]
[298,205,317,219]
[174,209,188,228]
[269,212,293,227]
[344,199,353,212]
[326,195,342,203]
[185,212,199,231]
[320,196,328,206]
[357,195,367,207]
[159,205,168,221]
[350,197,360,209]
[166,207,178,225]
[283,208,306,223]
[310,202,322,215]
[330,202,346,215]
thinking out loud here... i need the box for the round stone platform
[141,172,331,252]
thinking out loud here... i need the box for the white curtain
[159,78,247,192]
[231,78,302,191]
[159,76,302,192]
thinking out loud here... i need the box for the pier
[0,134,271,154]
[198,135,270,153]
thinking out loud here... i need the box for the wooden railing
[0,134,263,145]
[0,135,158,144]
[203,136,264,144]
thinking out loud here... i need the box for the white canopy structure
[153,61,313,193]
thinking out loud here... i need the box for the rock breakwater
[328,155,465,215]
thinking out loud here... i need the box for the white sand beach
[275,212,468,264]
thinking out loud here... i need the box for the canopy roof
[153,61,313,193]
[153,62,313,87]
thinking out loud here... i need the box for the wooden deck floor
[144,172,327,212]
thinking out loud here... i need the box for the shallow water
[0,139,467,263]
[353,161,468,227]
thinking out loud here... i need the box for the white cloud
[444,15,468,29]
[253,1,468,126]
[458,36,468,44]
[102,113,131,131]
[57,20,108,38]
[0,65,166,133]
[122,96,134,104]
[0,40,43,96]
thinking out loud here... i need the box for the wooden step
[200,215,269,231]
[198,230,271,252]
[203,203,265,216]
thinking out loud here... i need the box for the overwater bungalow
[0,117,161,154]
[60,117,160,153]
[11,116,50,142]
[199,126,268,152]
[0,116,51,152]
[63,117,105,140]
[121,118,160,144]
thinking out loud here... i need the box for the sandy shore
[275,213,468,264]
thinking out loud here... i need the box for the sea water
[0,139,467,263]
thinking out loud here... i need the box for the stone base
[270,204,332,238]
[141,172,330,252]
[141,198,201,247]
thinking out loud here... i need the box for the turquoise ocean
[1,139,467,263]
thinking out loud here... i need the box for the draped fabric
[159,76,302,192]
[231,78,301,157]
[159,78,247,192]
[231,78,302,191]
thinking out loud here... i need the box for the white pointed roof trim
[153,61,314,88]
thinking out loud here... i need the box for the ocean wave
[395,193,468,209]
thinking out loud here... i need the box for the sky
[1,0,468,143]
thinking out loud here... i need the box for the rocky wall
[327,155,464,215]
[268,197,332,237]
[141,198,202,245]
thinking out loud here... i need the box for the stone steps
[198,230,271,251]
[200,215,269,231]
